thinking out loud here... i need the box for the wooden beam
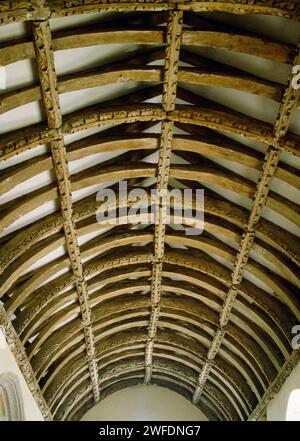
[43,328,255,416]
[0,43,165,115]
[0,1,299,27]
[0,66,287,116]
[2,97,300,160]
[192,45,300,406]
[2,131,300,204]
[0,2,299,421]
[0,305,52,420]
[178,2,300,19]
[1,182,299,282]
[1,26,295,67]
[249,350,300,420]
[8,229,297,347]
[145,9,183,384]
[32,19,101,404]
[3,95,300,161]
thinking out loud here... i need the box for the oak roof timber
[0,0,299,421]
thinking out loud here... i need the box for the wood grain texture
[0,4,299,421]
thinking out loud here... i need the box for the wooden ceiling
[0,0,300,421]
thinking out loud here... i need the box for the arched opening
[0,373,24,421]
[286,389,300,421]
[81,385,208,421]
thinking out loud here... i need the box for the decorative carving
[249,350,300,420]
[207,328,226,360]
[197,362,213,386]
[15,276,76,337]
[248,147,280,228]
[33,19,100,404]
[162,10,183,112]
[179,1,300,18]
[146,10,183,384]
[145,339,154,367]
[171,105,300,157]
[85,251,153,278]
[1,104,300,160]
[43,327,256,419]
[0,213,64,274]
[147,305,160,339]
[232,230,256,285]
[1,189,298,278]
[192,38,300,404]
[144,365,153,385]
[58,381,92,421]
[219,287,238,328]
[0,4,299,422]
[63,105,165,134]
[273,47,300,141]
[151,262,162,304]
[45,355,88,405]
[0,126,56,161]
[154,120,174,259]
[193,361,213,403]
[32,21,61,129]
[0,305,52,420]
[0,1,299,26]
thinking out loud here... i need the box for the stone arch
[0,373,24,421]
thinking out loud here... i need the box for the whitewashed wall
[267,362,300,421]
[82,384,208,421]
[0,329,43,421]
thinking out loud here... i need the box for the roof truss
[0,0,299,421]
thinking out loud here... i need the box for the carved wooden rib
[8,249,294,394]
[21,278,290,365]
[0,195,298,314]
[31,310,268,406]
[3,208,298,342]
[5,228,298,339]
[145,9,183,385]
[192,44,300,411]
[32,19,100,404]
[2,132,300,201]
[0,2,299,422]
[23,282,287,374]
[0,305,52,420]
[1,160,299,239]
[0,43,294,117]
[1,99,300,160]
[53,354,245,420]
[12,246,295,347]
[1,187,299,275]
[56,359,237,420]
[44,329,256,412]
[0,1,300,27]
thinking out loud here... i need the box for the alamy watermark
[292,65,300,90]
[96,181,204,236]
[292,325,300,350]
